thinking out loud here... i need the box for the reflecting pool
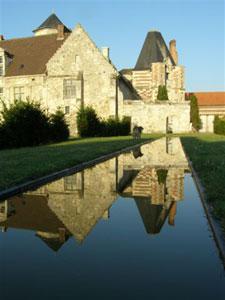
[0,138,224,300]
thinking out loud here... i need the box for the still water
[0,138,224,300]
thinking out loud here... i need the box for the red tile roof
[0,33,70,76]
[187,92,225,106]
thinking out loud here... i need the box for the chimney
[0,35,4,41]
[169,39,178,65]
[57,24,65,40]
[101,47,110,61]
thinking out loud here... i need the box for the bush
[101,116,131,137]
[214,116,225,135]
[76,106,131,137]
[1,100,50,148]
[49,109,69,142]
[0,124,7,149]
[77,106,101,137]
[0,100,69,149]
[157,85,168,100]
[188,94,202,131]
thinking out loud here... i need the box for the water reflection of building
[0,138,189,250]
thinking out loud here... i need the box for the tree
[157,85,169,100]
[187,94,202,131]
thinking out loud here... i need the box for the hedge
[0,100,69,149]
[214,116,225,135]
[77,106,131,137]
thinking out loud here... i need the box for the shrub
[157,85,168,100]
[76,106,101,137]
[214,116,225,135]
[49,109,69,142]
[0,100,50,148]
[76,106,131,137]
[188,93,202,131]
[101,116,131,137]
[0,124,7,149]
[0,100,69,149]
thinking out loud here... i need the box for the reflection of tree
[156,169,168,185]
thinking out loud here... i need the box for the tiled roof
[0,33,70,76]
[187,92,225,106]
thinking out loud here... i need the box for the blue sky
[0,0,224,91]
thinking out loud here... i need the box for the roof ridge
[0,33,59,43]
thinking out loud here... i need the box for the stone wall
[46,24,118,134]
[122,100,190,133]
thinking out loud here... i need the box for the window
[64,173,83,192]
[64,175,77,191]
[65,106,70,114]
[63,79,76,99]
[0,56,3,76]
[14,86,25,100]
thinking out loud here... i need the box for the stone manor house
[0,13,190,134]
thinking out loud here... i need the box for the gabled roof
[33,13,71,33]
[0,33,70,76]
[135,30,175,70]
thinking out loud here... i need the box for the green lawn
[181,133,225,230]
[0,135,160,191]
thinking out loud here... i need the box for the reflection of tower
[135,197,173,234]
[168,202,177,226]
[0,201,8,222]
[0,201,8,231]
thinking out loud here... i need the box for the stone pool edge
[182,146,225,265]
[0,139,151,201]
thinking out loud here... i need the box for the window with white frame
[14,86,25,100]
[63,79,76,99]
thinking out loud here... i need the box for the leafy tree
[157,85,169,100]
[76,106,101,137]
[187,94,202,131]
[214,116,225,135]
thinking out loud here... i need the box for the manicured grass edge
[182,144,225,266]
[0,139,151,201]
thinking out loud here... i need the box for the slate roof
[33,13,71,33]
[118,73,140,100]
[0,33,70,76]
[134,30,175,70]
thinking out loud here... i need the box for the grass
[0,135,161,191]
[180,133,225,230]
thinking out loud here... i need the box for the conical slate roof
[33,13,71,33]
[134,30,175,70]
